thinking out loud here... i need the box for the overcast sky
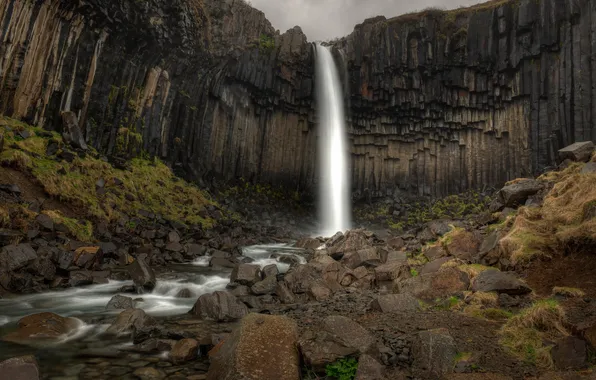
[249,0,482,41]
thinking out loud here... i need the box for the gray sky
[249,0,482,41]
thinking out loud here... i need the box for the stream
[0,244,306,379]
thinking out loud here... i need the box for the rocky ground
[1,115,596,380]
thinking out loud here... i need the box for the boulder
[494,179,543,210]
[374,261,409,282]
[262,264,279,278]
[355,354,385,380]
[69,270,93,287]
[127,338,177,354]
[327,230,370,256]
[296,237,323,250]
[397,268,470,300]
[308,282,332,301]
[443,231,481,261]
[419,257,451,275]
[190,291,248,322]
[0,244,37,271]
[299,315,377,369]
[106,295,134,310]
[207,314,300,380]
[251,275,277,295]
[341,248,381,269]
[175,288,194,298]
[558,141,595,162]
[471,269,532,295]
[170,338,199,364]
[30,257,56,281]
[370,294,419,313]
[165,242,183,252]
[411,328,457,378]
[422,244,448,261]
[387,237,405,250]
[129,257,156,292]
[284,264,321,294]
[35,214,54,231]
[230,264,261,286]
[0,355,40,380]
[61,111,88,150]
[2,312,81,344]
[275,282,296,304]
[73,246,103,269]
[551,336,587,370]
[132,367,166,380]
[105,308,155,335]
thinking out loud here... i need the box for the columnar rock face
[1,0,595,197]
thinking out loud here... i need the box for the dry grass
[458,264,494,278]
[499,299,568,368]
[0,205,9,227]
[464,291,499,307]
[552,286,585,298]
[466,306,512,321]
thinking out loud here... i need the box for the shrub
[325,357,358,380]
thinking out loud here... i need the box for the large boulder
[170,338,199,364]
[327,230,371,256]
[471,269,532,295]
[284,264,321,294]
[189,291,248,322]
[558,141,595,162]
[230,264,261,286]
[106,295,134,310]
[411,328,457,378]
[2,313,81,344]
[251,275,277,295]
[105,308,155,335]
[370,294,419,313]
[374,261,410,282]
[129,257,156,292]
[443,230,481,261]
[491,179,543,211]
[0,355,40,380]
[207,314,300,380]
[299,315,377,370]
[73,246,103,269]
[341,248,382,269]
[396,267,470,300]
[0,244,37,271]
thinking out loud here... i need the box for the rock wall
[337,0,596,198]
[1,0,596,199]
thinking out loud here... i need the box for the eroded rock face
[207,314,300,380]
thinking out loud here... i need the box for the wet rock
[0,244,37,271]
[559,141,595,162]
[185,244,207,258]
[355,354,385,380]
[175,288,193,298]
[275,282,296,304]
[74,246,103,269]
[2,312,81,344]
[471,269,532,295]
[397,268,470,300]
[189,291,248,322]
[251,275,277,295]
[341,248,382,269]
[207,314,300,380]
[69,270,93,287]
[371,294,420,313]
[133,367,166,380]
[129,257,156,292]
[412,328,457,378]
[105,308,155,335]
[0,355,40,380]
[551,336,587,370]
[170,338,199,364]
[106,295,134,310]
[299,315,377,370]
[262,264,279,278]
[230,264,261,286]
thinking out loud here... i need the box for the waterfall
[315,43,351,237]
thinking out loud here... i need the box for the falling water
[316,43,351,237]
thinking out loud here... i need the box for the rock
[397,268,470,300]
[105,308,155,335]
[185,243,207,258]
[581,162,596,174]
[471,269,532,295]
[2,312,81,344]
[309,282,332,301]
[165,242,183,252]
[494,179,543,210]
[170,338,199,364]
[422,244,448,261]
[230,264,261,286]
[0,183,21,195]
[210,257,236,268]
[374,261,409,282]
[387,237,405,250]
[443,230,481,261]
[132,367,166,380]
[73,246,102,269]
[299,315,377,369]
[327,230,370,256]
[0,244,37,271]
[168,231,181,243]
[295,237,322,250]
[61,111,88,150]
[0,355,40,380]
[189,291,248,322]
[35,214,54,231]
[251,275,277,295]
[370,294,419,313]
[262,264,279,278]
[175,288,193,298]
[419,257,451,275]
[99,241,117,255]
[355,354,385,380]
[30,257,56,281]
[106,295,134,310]
[559,141,595,162]
[207,314,300,380]
[129,257,156,292]
[412,328,457,378]
[341,248,381,269]
[551,336,587,370]
[127,339,177,353]
[69,270,93,287]
[284,264,321,294]
[275,282,296,304]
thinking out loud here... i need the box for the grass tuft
[552,287,585,298]
[43,210,94,242]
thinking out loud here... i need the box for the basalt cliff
[1,0,595,198]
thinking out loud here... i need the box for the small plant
[259,34,275,51]
[325,357,358,380]
[410,268,419,277]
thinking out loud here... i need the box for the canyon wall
[1,0,596,199]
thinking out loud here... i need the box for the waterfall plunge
[316,44,351,237]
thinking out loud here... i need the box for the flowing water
[0,244,306,376]
[315,44,351,237]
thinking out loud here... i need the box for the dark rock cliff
[1,0,595,199]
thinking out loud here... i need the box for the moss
[454,352,473,363]
[43,210,94,242]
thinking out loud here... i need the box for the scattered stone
[230,264,261,286]
[170,338,199,364]
[308,282,332,301]
[2,312,81,344]
[558,141,595,162]
[0,355,40,380]
[31,257,56,281]
[412,328,457,378]
[189,291,248,322]
[370,294,420,313]
[299,315,376,369]
[127,339,177,354]
[207,314,300,380]
[99,241,117,255]
[422,244,447,261]
[551,336,587,370]
[374,261,409,282]
[106,295,134,310]
[105,308,155,335]
[251,275,277,295]
[165,242,183,252]
[0,244,37,271]
[387,237,405,250]
[472,269,532,295]
[355,354,385,380]
[129,257,156,292]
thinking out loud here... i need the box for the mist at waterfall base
[315,44,352,238]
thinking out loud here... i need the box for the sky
[249,0,483,41]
